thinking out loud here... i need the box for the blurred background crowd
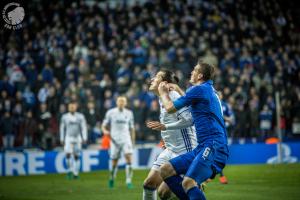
[0,0,299,150]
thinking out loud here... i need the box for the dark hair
[197,60,215,81]
[160,69,179,84]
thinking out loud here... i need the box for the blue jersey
[173,80,227,145]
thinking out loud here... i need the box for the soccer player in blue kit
[157,61,229,200]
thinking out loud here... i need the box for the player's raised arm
[158,82,177,113]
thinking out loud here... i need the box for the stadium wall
[1,142,299,176]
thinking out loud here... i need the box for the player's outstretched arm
[158,82,177,113]
[146,121,166,131]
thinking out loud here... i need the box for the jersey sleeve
[173,86,204,110]
[102,110,111,126]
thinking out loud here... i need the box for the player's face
[117,97,127,109]
[190,65,202,85]
[68,103,77,113]
[149,71,164,92]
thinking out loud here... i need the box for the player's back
[159,91,197,153]
[186,80,227,145]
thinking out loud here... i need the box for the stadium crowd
[0,0,299,150]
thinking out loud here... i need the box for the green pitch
[0,164,300,200]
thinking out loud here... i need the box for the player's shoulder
[61,113,68,118]
[106,107,116,114]
[186,82,209,94]
[76,112,85,118]
[124,108,133,115]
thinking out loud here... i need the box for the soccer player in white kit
[60,101,87,179]
[143,69,197,200]
[102,96,135,189]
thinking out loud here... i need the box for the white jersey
[102,107,134,144]
[159,91,197,153]
[60,112,87,143]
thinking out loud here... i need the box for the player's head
[149,69,179,92]
[68,101,78,113]
[116,96,127,110]
[190,60,215,85]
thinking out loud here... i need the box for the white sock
[73,158,80,176]
[66,157,72,173]
[125,164,133,184]
[143,187,157,200]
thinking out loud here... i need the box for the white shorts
[110,139,133,160]
[152,148,182,171]
[64,140,82,155]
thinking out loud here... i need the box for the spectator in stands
[259,105,273,139]
[22,111,38,148]
[0,112,15,149]
[0,0,299,149]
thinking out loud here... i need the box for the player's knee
[74,155,79,160]
[158,186,171,200]
[160,163,176,180]
[182,177,197,191]
[143,177,157,188]
[66,154,71,159]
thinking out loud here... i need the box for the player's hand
[103,130,110,135]
[146,121,166,131]
[60,141,64,146]
[167,83,179,91]
[158,81,169,94]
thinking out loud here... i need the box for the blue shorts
[169,141,229,184]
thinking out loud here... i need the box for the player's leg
[143,169,162,200]
[124,141,134,188]
[65,153,72,179]
[143,148,173,200]
[108,141,120,188]
[73,153,80,179]
[219,170,228,184]
[160,149,196,200]
[124,153,133,188]
[72,142,81,179]
[157,182,173,200]
[64,139,73,179]
[182,146,217,200]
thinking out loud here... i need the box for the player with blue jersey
[158,61,229,200]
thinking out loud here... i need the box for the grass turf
[0,164,300,200]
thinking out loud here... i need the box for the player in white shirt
[143,69,197,200]
[60,101,87,179]
[102,96,136,189]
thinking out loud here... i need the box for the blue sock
[164,175,189,200]
[187,186,206,200]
